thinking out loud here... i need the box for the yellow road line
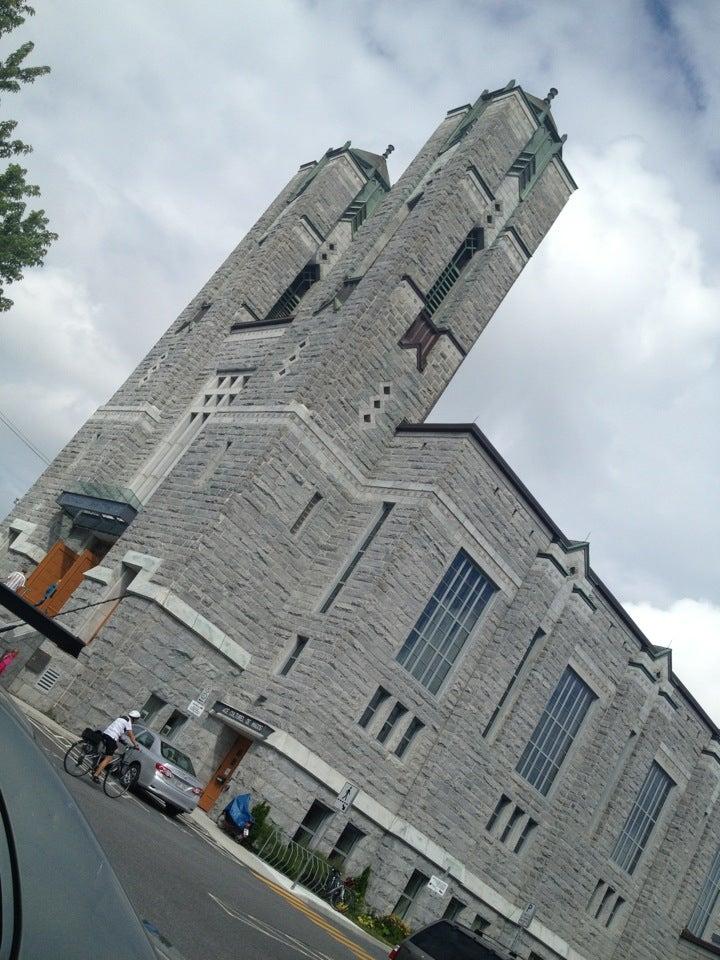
[252,872,377,960]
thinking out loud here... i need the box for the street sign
[517,903,536,929]
[334,782,359,812]
[427,875,449,898]
[187,700,204,718]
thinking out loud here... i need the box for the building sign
[517,903,536,929]
[211,701,274,739]
[334,782,359,813]
[427,875,449,898]
[187,700,205,717]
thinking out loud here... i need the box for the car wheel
[165,804,183,818]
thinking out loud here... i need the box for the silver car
[130,726,203,816]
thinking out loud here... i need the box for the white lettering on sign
[334,782,359,812]
[427,875,449,898]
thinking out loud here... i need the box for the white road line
[208,893,337,960]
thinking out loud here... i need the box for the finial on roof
[382,144,395,160]
[504,79,516,90]
[544,87,558,104]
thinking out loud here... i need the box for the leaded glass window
[396,550,496,694]
[516,667,595,796]
[425,227,483,317]
[265,262,320,320]
[611,762,674,874]
[688,847,720,938]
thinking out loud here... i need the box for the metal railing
[253,823,333,895]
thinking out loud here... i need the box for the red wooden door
[21,542,77,605]
[198,734,252,812]
[43,548,99,617]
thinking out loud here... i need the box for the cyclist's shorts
[101,734,118,755]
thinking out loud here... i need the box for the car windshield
[160,741,196,776]
[411,921,501,960]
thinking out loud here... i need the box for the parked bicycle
[63,728,140,799]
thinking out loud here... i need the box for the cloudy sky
[1,1,719,715]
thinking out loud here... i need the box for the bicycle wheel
[63,740,96,778]
[103,760,138,799]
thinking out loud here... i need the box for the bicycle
[63,731,140,799]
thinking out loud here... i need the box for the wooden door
[198,734,252,812]
[43,548,99,617]
[21,542,78,605]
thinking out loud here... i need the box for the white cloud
[625,598,720,724]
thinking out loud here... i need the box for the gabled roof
[396,421,718,739]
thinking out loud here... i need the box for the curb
[9,695,385,956]
[187,808,385,952]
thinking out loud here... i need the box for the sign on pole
[427,875,449,898]
[334,782,359,813]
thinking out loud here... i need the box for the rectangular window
[395,717,425,758]
[358,686,390,729]
[266,262,320,320]
[377,702,407,745]
[611,761,674,874]
[140,693,167,723]
[158,710,187,741]
[278,636,309,677]
[482,628,545,738]
[290,493,322,535]
[516,666,595,796]
[320,503,394,613]
[393,869,429,919]
[688,847,720,938]
[293,800,332,848]
[472,914,490,933]
[396,550,496,694]
[443,897,466,922]
[328,823,366,869]
[425,227,484,317]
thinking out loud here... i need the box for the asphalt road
[30,717,387,960]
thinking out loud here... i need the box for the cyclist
[92,710,142,782]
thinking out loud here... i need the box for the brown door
[43,548,99,617]
[21,541,78,605]
[198,734,252,812]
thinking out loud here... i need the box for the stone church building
[2,82,720,960]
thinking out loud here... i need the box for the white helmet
[128,710,141,719]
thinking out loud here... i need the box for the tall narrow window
[376,702,407,745]
[482,628,545,738]
[290,492,322,535]
[328,823,366,868]
[393,870,429,919]
[688,847,720,938]
[611,762,674,874]
[278,636,309,676]
[266,262,320,320]
[293,800,332,848]
[320,503,394,613]
[395,717,425,758]
[358,686,390,729]
[396,550,496,694]
[341,178,387,234]
[424,227,484,317]
[516,666,595,796]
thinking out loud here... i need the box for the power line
[0,406,51,465]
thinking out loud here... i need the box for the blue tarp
[223,793,253,828]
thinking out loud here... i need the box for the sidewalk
[11,694,386,956]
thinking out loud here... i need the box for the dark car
[0,690,158,959]
[389,919,512,960]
